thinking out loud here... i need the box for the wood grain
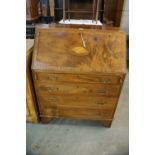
[37,95,117,109]
[35,72,123,84]
[32,25,126,127]
[35,82,121,97]
[26,0,39,21]
[40,106,113,120]
[32,26,126,74]
[26,39,39,123]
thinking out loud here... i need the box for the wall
[121,0,129,35]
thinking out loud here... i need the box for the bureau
[26,39,38,123]
[32,25,126,127]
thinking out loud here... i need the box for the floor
[26,73,129,155]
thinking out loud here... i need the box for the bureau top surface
[32,27,126,74]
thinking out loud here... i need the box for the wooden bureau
[32,25,126,127]
[26,39,38,123]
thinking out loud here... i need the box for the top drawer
[34,72,123,84]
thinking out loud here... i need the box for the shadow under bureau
[32,25,126,127]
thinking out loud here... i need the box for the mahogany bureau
[32,26,126,127]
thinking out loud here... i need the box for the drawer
[40,107,113,120]
[38,95,117,109]
[35,72,123,84]
[36,83,120,97]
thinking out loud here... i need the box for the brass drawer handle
[49,99,58,102]
[97,102,105,105]
[48,97,59,102]
[39,86,49,91]
[48,88,54,93]
[48,87,59,92]
[97,90,109,95]
[53,77,58,80]
[100,79,111,84]
[39,86,59,92]
[45,76,58,81]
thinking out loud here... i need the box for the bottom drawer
[40,106,113,120]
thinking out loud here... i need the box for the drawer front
[35,72,123,84]
[38,95,117,109]
[40,107,113,120]
[36,82,120,97]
